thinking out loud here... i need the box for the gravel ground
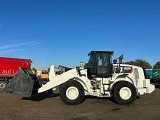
[0,83,160,120]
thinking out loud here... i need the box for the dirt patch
[0,88,160,120]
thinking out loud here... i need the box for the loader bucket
[2,67,42,97]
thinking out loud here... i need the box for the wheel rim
[0,83,6,89]
[119,87,132,100]
[66,86,79,100]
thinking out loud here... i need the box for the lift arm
[38,65,79,93]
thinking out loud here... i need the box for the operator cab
[87,51,113,78]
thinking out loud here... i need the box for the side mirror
[119,54,124,63]
[119,54,124,59]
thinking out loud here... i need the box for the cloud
[0,49,25,54]
[0,41,40,50]
[0,41,41,54]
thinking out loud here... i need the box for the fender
[110,74,135,90]
[71,77,91,93]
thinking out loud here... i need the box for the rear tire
[60,80,84,105]
[112,81,136,105]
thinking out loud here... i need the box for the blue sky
[0,0,160,68]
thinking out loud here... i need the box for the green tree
[153,61,160,69]
[124,59,152,69]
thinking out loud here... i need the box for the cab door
[96,53,112,78]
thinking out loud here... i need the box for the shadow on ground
[155,84,160,89]
[151,82,160,89]
[21,89,59,101]
[151,81,160,89]
[21,82,160,102]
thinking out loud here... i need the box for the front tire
[60,80,84,105]
[112,81,136,105]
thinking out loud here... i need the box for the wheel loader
[2,51,155,105]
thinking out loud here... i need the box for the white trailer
[3,51,155,105]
